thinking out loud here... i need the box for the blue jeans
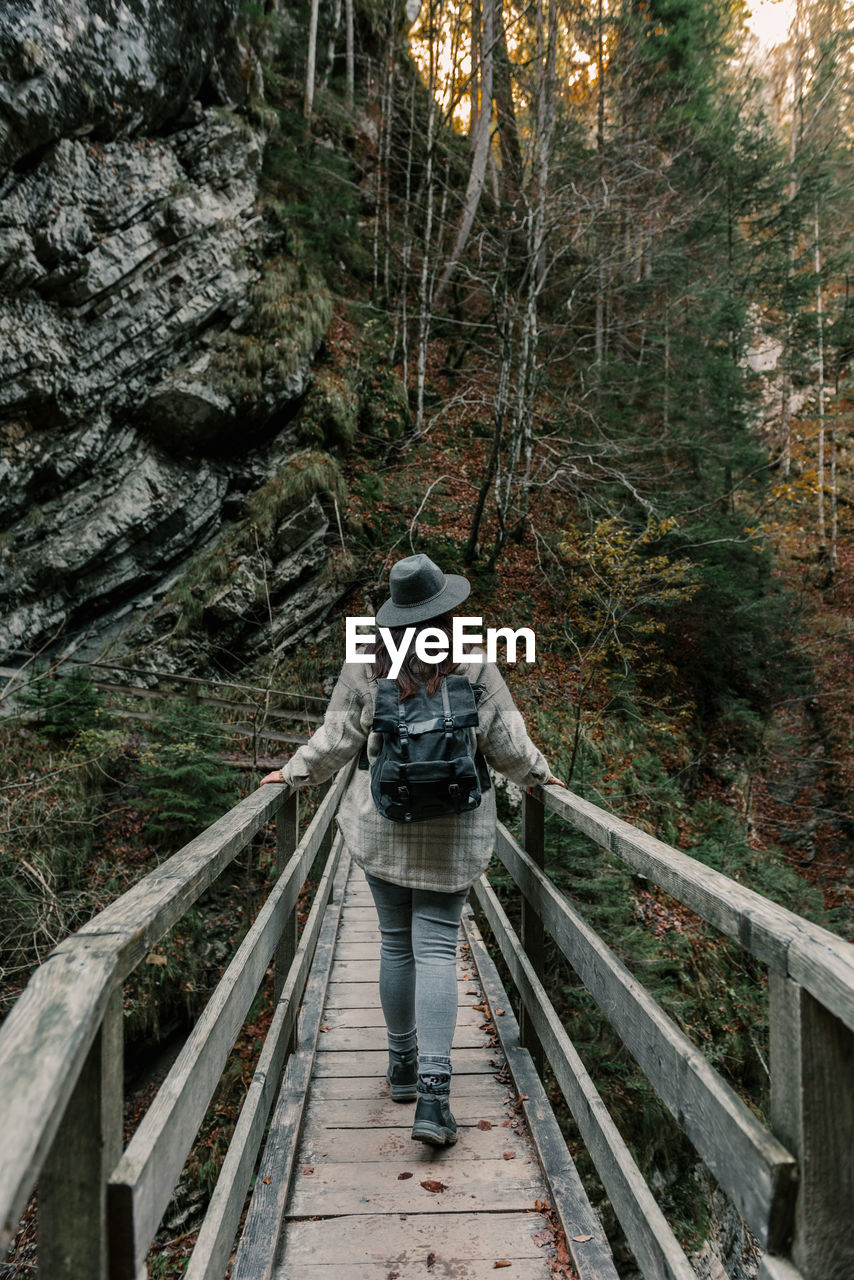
[365,873,468,1078]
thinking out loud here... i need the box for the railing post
[768,971,854,1280]
[39,983,124,1280]
[275,791,299,1012]
[520,787,545,1076]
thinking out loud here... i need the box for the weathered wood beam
[538,786,854,1033]
[461,902,620,1280]
[182,839,348,1280]
[106,766,353,1280]
[769,973,854,1280]
[229,852,350,1280]
[495,823,798,1250]
[473,875,697,1280]
[38,985,124,1280]
[519,789,545,1074]
[0,946,116,1254]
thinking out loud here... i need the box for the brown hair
[371,611,459,698]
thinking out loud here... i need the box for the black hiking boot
[387,1049,418,1102]
[411,1074,457,1146]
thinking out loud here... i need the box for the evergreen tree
[17,664,103,741]
[137,698,239,850]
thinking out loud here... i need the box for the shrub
[16,664,103,740]
[137,699,240,850]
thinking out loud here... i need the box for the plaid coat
[279,657,552,892]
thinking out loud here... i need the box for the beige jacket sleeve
[279,663,369,788]
[473,661,552,787]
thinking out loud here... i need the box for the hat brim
[375,572,471,627]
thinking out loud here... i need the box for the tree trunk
[304,0,321,118]
[815,200,826,554]
[431,0,495,307]
[345,0,355,108]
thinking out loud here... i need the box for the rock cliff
[0,0,337,664]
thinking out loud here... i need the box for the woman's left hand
[260,769,286,786]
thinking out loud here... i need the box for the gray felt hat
[376,553,471,626]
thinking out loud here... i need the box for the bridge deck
[238,860,575,1278]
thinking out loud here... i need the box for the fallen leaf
[262,1176,271,1185]
[493,1262,512,1269]
[503,1150,516,1160]
[145,951,167,966]
[477,1119,493,1130]
[572,1234,593,1243]
[496,1008,505,1016]
[302,1166,314,1175]
[398,1171,413,1180]
[518,1094,528,1101]
[420,1179,447,1193]
[532,1230,551,1247]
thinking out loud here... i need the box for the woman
[261,553,563,1147]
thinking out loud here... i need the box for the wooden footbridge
[1,758,853,1280]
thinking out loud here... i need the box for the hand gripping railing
[472,784,854,1280]
[0,760,355,1280]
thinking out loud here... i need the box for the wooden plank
[275,1211,553,1268]
[328,960,382,981]
[183,841,348,1280]
[275,1260,552,1279]
[473,875,696,1280]
[324,979,473,1009]
[307,1073,509,1103]
[462,902,619,1280]
[757,1259,805,1280]
[496,823,798,1249]
[769,973,854,1280]
[538,785,854,1032]
[274,792,299,1006]
[39,984,123,1280]
[0,947,115,1253]
[312,1047,501,1078]
[106,770,353,1278]
[296,1118,532,1163]
[317,1024,488,1052]
[520,790,546,1074]
[286,1158,545,1216]
[321,1005,483,1030]
[230,857,354,1280]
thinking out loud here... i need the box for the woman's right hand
[546,775,566,788]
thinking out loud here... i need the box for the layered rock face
[0,0,335,663]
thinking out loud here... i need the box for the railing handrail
[0,780,294,1254]
[1,653,328,703]
[538,784,854,1033]
[483,783,854,1280]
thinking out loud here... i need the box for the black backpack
[359,674,492,823]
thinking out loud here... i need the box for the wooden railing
[473,785,854,1280]
[2,767,852,1280]
[0,656,324,766]
[0,761,354,1280]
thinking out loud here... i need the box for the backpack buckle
[443,716,454,730]
[398,722,409,737]
[448,783,461,798]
